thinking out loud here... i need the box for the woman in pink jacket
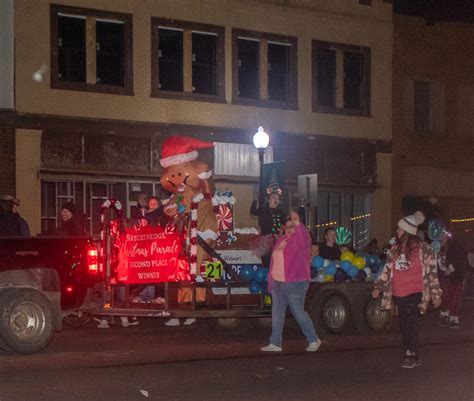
[261,210,320,352]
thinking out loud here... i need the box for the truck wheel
[0,288,54,354]
[365,298,392,333]
[63,311,92,328]
[321,293,352,334]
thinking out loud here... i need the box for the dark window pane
[268,43,290,102]
[159,28,183,92]
[58,16,86,82]
[96,20,124,86]
[414,81,432,132]
[192,32,217,95]
[317,49,336,107]
[344,51,363,110]
[238,39,259,99]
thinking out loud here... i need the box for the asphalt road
[0,301,473,401]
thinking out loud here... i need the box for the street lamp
[253,126,270,207]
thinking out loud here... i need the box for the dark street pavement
[0,300,472,401]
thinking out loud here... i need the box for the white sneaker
[120,316,139,328]
[306,339,322,352]
[183,318,196,326]
[164,318,181,326]
[260,343,282,352]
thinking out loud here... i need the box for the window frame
[50,4,134,96]
[151,18,225,103]
[312,40,371,117]
[232,29,298,110]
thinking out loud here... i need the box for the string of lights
[351,213,371,221]
[451,217,474,223]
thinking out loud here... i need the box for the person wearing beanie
[56,202,87,237]
[372,211,442,369]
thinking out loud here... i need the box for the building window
[315,190,372,249]
[312,41,370,116]
[41,179,161,238]
[50,4,133,95]
[232,29,298,109]
[151,18,225,102]
[414,81,433,133]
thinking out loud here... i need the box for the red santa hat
[160,136,214,168]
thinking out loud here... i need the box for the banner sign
[116,224,185,284]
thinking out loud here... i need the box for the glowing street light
[253,126,270,207]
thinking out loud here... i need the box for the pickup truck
[0,237,100,354]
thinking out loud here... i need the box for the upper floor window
[414,80,433,133]
[151,18,225,102]
[232,29,298,110]
[50,4,133,95]
[312,40,370,116]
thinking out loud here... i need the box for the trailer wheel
[63,310,92,328]
[365,298,392,333]
[0,288,54,354]
[321,293,352,334]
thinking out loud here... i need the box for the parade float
[94,136,392,335]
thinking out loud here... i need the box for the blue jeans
[270,280,317,346]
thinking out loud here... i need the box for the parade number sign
[116,225,185,284]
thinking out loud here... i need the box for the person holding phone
[261,210,320,353]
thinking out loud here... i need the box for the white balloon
[323,259,330,267]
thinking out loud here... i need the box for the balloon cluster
[311,251,383,283]
[427,218,445,253]
[238,266,268,294]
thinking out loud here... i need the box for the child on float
[250,187,285,267]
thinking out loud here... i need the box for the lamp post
[253,126,270,207]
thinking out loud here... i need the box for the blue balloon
[370,263,380,273]
[340,260,352,272]
[239,265,255,282]
[348,266,359,278]
[428,219,445,241]
[249,280,262,294]
[371,255,380,267]
[431,240,441,253]
[324,263,337,276]
[254,267,268,283]
[334,268,349,283]
[311,256,325,269]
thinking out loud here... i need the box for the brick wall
[0,126,16,196]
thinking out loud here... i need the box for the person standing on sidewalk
[261,210,320,353]
[438,236,467,329]
[372,211,442,369]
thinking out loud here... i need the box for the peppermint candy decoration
[216,204,233,231]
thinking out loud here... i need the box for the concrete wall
[0,0,14,109]
[16,129,42,235]
[14,0,393,141]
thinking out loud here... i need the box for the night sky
[394,0,474,24]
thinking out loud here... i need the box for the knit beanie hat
[61,202,76,215]
[397,211,425,235]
